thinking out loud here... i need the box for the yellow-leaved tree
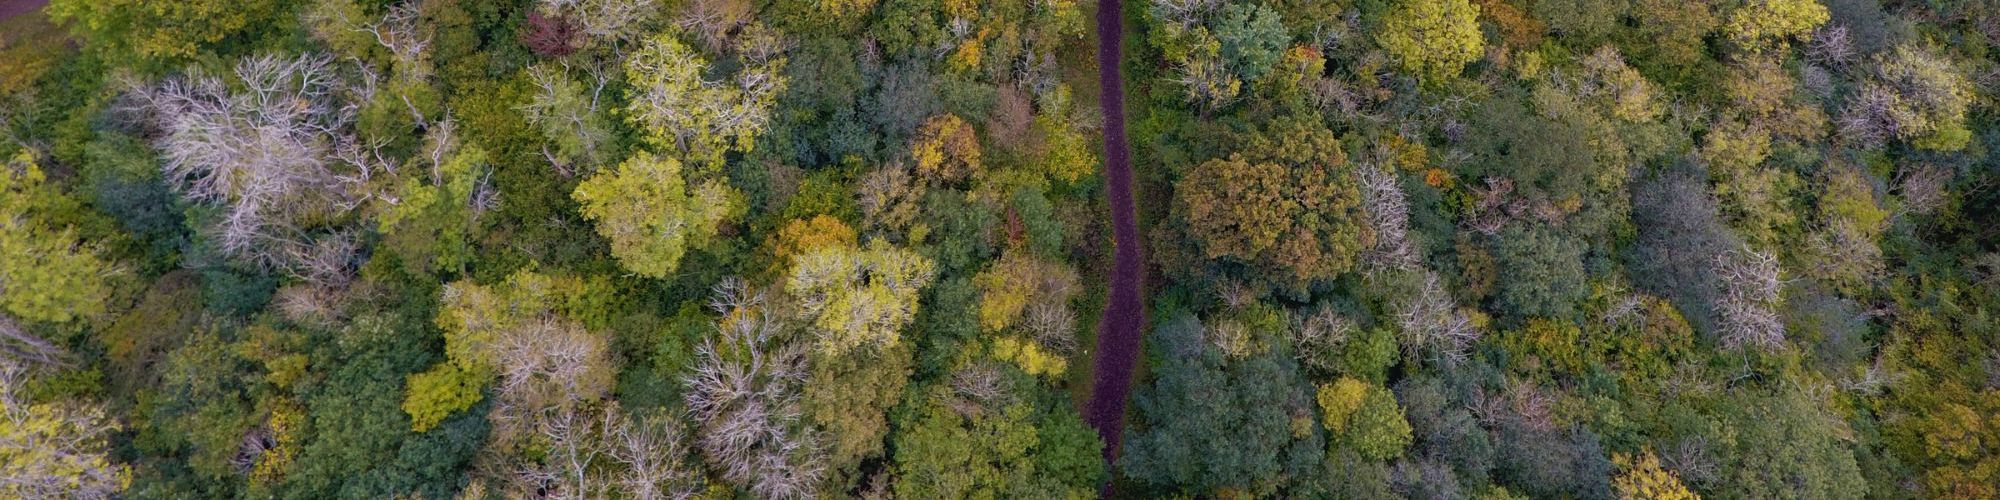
[1613,449,1700,499]
[785,239,937,356]
[0,150,112,326]
[1376,0,1485,84]
[0,361,131,497]
[1724,0,1828,51]
[573,150,744,279]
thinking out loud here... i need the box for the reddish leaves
[521,11,581,58]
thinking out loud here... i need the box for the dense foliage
[1,0,1997,498]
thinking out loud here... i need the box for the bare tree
[1895,163,1951,216]
[1657,437,1720,488]
[578,0,659,45]
[685,279,824,499]
[1148,0,1221,29]
[1290,305,1352,374]
[1395,271,1479,365]
[1358,161,1417,269]
[675,0,750,54]
[359,2,433,80]
[522,400,609,499]
[946,363,1012,418]
[1808,25,1854,67]
[529,0,658,57]
[604,407,704,500]
[488,318,614,445]
[1022,302,1079,356]
[128,53,369,282]
[0,315,66,368]
[1836,84,1898,147]
[1355,150,1479,365]
[1714,246,1786,351]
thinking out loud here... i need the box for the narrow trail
[1083,0,1145,481]
[0,0,47,23]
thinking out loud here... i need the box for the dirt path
[1082,0,1145,479]
[0,0,46,22]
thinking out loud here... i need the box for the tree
[1722,388,1866,498]
[572,151,744,279]
[128,53,366,280]
[685,279,823,499]
[604,408,705,500]
[1626,0,1720,71]
[1317,378,1371,436]
[623,29,786,169]
[544,0,660,46]
[1492,225,1589,319]
[1345,383,1413,461]
[375,142,493,276]
[1800,167,1887,293]
[892,375,1102,498]
[1724,0,1829,50]
[1393,270,1482,365]
[1376,0,1485,84]
[1212,3,1288,82]
[1169,116,1366,294]
[402,272,613,432]
[910,114,982,184]
[0,150,112,326]
[1839,43,1976,151]
[766,215,858,276]
[784,239,937,356]
[1714,245,1785,351]
[0,361,130,498]
[520,11,583,58]
[1613,449,1697,500]
[1629,161,1734,335]
[975,250,1082,377]
[48,0,283,60]
[974,251,1080,338]
[1121,314,1324,495]
[522,64,611,168]
[802,341,910,487]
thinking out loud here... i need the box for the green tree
[1344,385,1414,461]
[1376,0,1485,83]
[1492,225,1589,319]
[892,383,1100,498]
[1841,44,1977,151]
[48,0,283,61]
[1724,388,1866,499]
[1212,3,1289,82]
[803,342,912,487]
[572,151,744,279]
[521,64,611,168]
[1120,314,1324,495]
[1613,449,1698,500]
[375,146,489,275]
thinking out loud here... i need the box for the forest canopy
[2,0,1998,498]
